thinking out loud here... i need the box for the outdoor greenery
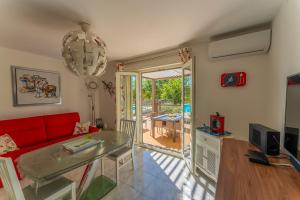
[160,104,181,113]
[142,78,182,104]
[131,76,190,114]
[142,79,152,100]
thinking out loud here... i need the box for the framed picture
[11,66,61,106]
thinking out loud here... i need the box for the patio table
[18,130,130,200]
[151,114,181,142]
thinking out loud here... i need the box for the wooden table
[216,138,300,200]
[151,114,181,142]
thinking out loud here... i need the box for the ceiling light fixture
[62,22,107,77]
[62,22,107,125]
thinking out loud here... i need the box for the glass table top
[18,131,129,182]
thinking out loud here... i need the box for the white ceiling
[0,0,283,61]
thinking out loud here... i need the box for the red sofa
[0,112,99,187]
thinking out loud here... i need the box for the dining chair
[105,119,136,185]
[0,157,76,200]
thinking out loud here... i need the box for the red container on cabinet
[210,112,225,134]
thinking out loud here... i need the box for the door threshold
[137,143,182,159]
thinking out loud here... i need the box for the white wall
[267,0,300,133]
[0,46,95,121]
[98,62,117,129]
[192,43,271,141]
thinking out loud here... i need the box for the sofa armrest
[89,126,100,133]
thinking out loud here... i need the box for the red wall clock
[221,72,246,87]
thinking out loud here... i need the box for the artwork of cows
[19,74,57,98]
[12,66,61,106]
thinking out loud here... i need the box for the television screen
[285,74,300,162]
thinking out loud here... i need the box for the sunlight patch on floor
[149,150,216,200]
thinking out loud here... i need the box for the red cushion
[0,116,47,148]
[43,112,80,140]
[89,126,100,133]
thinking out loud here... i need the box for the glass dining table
[18,130,130,200]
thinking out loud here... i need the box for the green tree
[155,80,168,99]
[160,78,182,104]
[142,79,152,100]
[142,78,182,105]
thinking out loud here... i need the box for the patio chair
[165,121,182,139]
[155,121,164,135]
[175,121,181,131]
[165,121,174,136]
[105,119,136,185]
[0,157,76,200]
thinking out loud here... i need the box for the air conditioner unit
[208,29,271,59]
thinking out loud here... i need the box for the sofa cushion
[43,112,80,140]
[0,116,47,148]
[0,134,19,155]
[73,122,91,135]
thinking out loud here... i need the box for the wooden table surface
[216,138,300,200]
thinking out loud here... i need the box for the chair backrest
[120,119,136,148]
[166,121,174,129]
[0,157,25,200]
[155,121,163,127]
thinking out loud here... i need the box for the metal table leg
[77,159,100,199]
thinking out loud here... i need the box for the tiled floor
[0,147,215,200]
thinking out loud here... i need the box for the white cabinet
[195,129,232,182]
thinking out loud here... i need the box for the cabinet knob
[204,137,207,141]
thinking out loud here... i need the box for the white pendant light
[62,22,107,77]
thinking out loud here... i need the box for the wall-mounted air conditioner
[208,29,271,59]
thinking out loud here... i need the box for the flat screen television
[285,73,300,171]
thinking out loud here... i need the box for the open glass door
[182,59,194,171]
[116,72,141,143]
